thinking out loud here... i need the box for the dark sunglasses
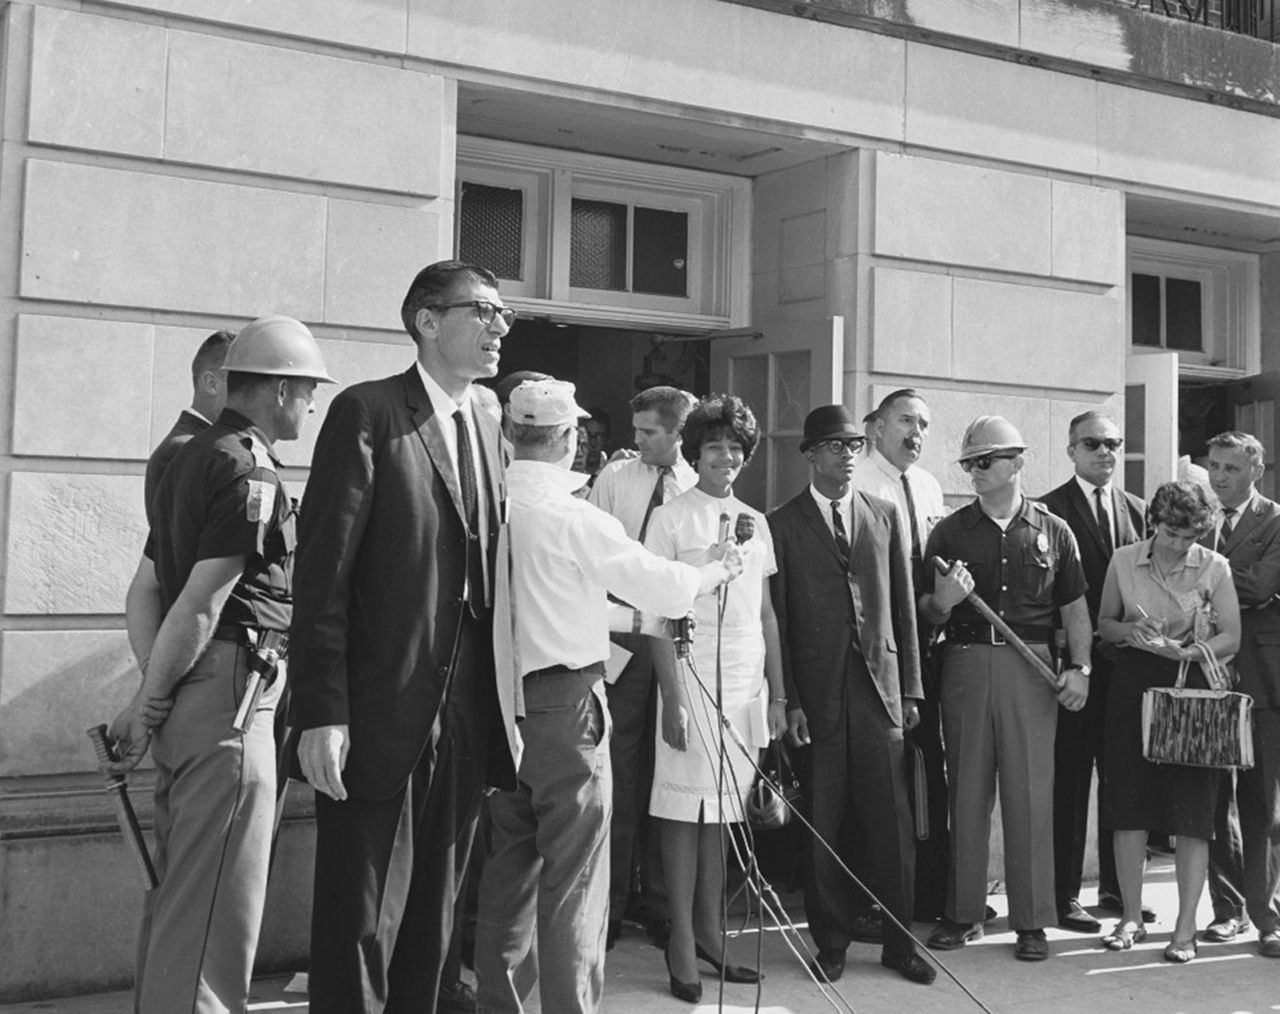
[960,452,1020,473]
[1074,436,1123,452]
[813,437,866,455]
[429,299,517,328]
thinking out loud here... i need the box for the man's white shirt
[589,456,697,541]
[505,460,702,676]
[849,448,945,541]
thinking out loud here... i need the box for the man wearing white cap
[105,315,334,1013]
[474,379,743,1014]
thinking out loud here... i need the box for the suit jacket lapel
[404,367,467,526]
[798,492,847,568]
[1110,487,1135,545]
[1226,497,1263,552]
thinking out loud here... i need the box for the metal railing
[1123,0,1278,40]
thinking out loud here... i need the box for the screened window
[459,182,525,282]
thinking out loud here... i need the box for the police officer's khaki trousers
[940,643,1058,932]
[475,667,612,1014]
[136,640,280,1014]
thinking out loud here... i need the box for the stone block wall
[0,2,453,999]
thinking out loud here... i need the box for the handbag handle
[1182,640,1232,691]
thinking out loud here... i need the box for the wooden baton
[931,556,1064,692]
[87,725,159,890]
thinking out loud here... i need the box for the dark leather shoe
[695,943,762,984]
[927,920,982,950]
[1058,899,1101,934]
[881,950,937,985]
[1014,929,1050,961]
[984,904,998,923]
[1097,894,1156,923]
[664,948,701,1004]
[808,948,845,982]
[1259,931,1280,957]
[437,979,477,1014]
[850,911,883,943]
[1203,916,1251,942]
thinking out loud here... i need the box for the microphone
[734,513,755,545]
[718,512,731,544]
[674,614,695,658]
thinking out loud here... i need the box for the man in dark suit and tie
[1040,410,1147,932]
[1201,430,1280,957]
[768,404,935,986]
[290,261,521,1013]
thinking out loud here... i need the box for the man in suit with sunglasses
[920,416,1091,962]
[290,261,520,1014]
[1040,411,1147,934]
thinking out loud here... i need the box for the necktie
[1094,487,1113,555]
[901,472,923,561]
[637,465,671,544]
[831,500,851,563]
[455,409,484,612]
[1219,508,1236,551]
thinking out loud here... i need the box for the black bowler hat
[800,404,862,453]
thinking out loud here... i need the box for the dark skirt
[1100,647,1221,840]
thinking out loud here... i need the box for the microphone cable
[678,649,996,1014]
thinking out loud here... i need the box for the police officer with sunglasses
[918,416,1091,963]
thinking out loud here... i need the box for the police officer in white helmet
[917,416,1091,963]
[107,315,334,1013]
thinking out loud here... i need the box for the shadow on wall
[0,634,141,778]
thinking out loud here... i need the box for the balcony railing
[1122,0,1278,40]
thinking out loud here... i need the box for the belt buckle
[990,627,1006,646]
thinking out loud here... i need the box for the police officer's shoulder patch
[246,479,276,523]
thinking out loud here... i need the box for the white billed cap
[508,379,590,427]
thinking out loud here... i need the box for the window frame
[456,136,750,332]
[1126,236,1260,379]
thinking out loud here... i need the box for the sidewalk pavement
[5,856,1277,1013]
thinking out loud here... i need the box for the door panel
[1124,351,1178,499]
[710,317,844,511]
[1226,372,1280,500]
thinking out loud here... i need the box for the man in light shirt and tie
[588,385,698,946]
[851,388,949,921]
[475,378,741,1014]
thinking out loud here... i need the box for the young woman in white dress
[644,393,787,1002]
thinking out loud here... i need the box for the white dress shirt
[850,448,946,543]
[588,455,697,541]
[416,360,489,590]
[505,460,704,676]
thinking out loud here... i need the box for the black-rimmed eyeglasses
[813,437,866,455]
[429,300,517,328]
[960,452,1020,473]
[1074,436,1123,452]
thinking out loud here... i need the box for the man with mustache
[851,389,949,921]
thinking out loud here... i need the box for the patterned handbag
[1141,642,1254,770]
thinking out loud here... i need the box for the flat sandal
[1101,921,1147,950]
[1164,938,1198,963]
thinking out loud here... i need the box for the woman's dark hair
[1147,480,1215,535]
[681,393,760,466]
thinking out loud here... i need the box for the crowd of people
[100,259,1280,1014]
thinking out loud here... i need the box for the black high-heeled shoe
[664,948,702,1003]
[695,942,763,984]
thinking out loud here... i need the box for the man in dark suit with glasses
[1040,411,1147,933]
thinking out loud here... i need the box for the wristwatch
[1070,663,1092,678]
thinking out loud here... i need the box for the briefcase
[905,739,930,841]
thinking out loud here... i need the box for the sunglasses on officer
[428,299,517,328]
[812,437,866,455]
[960,452,1020,473]
[1073,436,1124,452]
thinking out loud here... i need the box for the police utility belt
[212,623,289,734]
[945,622,1054,646]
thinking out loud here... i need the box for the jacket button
[438,665,450,676]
